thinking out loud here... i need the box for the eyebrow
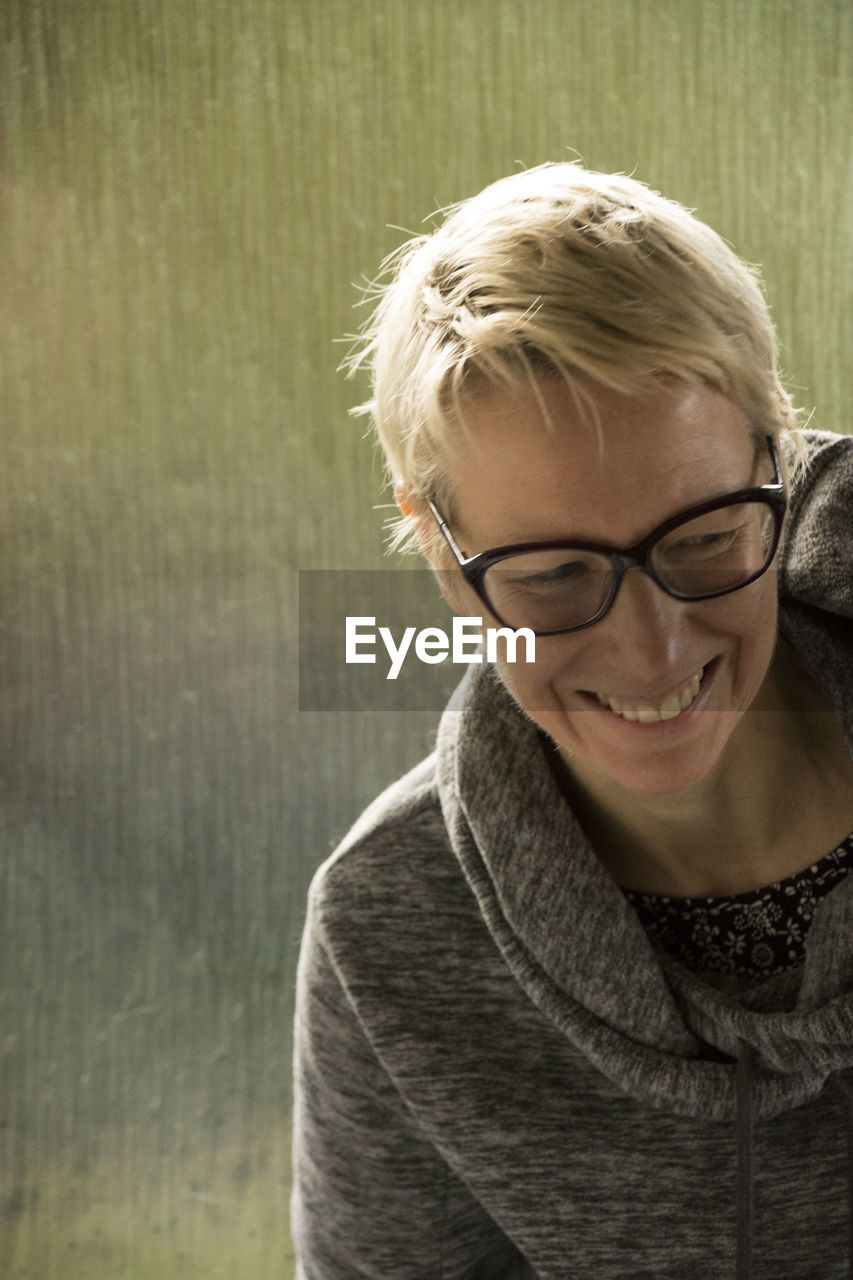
[435,438,777,560]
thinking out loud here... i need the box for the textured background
[1,1,850,1275]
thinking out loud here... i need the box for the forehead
[444,378,757,548]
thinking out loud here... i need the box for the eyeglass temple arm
[764,435,784,490]
[426,498,472,565]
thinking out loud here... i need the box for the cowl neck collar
[435,431,853,1122]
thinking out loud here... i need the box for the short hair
[346,162,803,552]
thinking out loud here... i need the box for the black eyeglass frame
[427,435,788,637]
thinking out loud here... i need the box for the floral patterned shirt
[624,832,853,979]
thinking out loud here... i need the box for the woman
[292,164,853,1278]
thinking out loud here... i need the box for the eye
[672,529,738,552]
[498,556,607,600]
[522,560,590,585]
[658,518,751,565]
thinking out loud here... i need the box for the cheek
[492,637,583,716]
[724,579,778,658]
[731,594,780,706]
[675,582,779,715]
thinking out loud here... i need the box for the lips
[592,666,706,723]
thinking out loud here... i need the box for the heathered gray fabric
[292,430,853,1279]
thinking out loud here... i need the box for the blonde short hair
[347,162,802,551]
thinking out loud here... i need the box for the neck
[554,640,853,897]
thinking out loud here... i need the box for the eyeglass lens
[482,500,778,634]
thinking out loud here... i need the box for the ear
[393,482,433,559]
[394,482,468,614]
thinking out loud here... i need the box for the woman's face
[434,378,781,798]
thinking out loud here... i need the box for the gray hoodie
[292,430,853,1279]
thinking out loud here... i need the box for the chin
[531,701,747,800]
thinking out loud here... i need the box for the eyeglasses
[427,436,787,637]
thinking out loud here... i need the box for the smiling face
[431,378,782,799]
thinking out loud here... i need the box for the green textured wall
[1,1,850,1275]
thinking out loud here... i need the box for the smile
[593,667,706,723]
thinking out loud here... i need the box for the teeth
[595,668,705,723]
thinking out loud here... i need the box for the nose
[601,565,690,676]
